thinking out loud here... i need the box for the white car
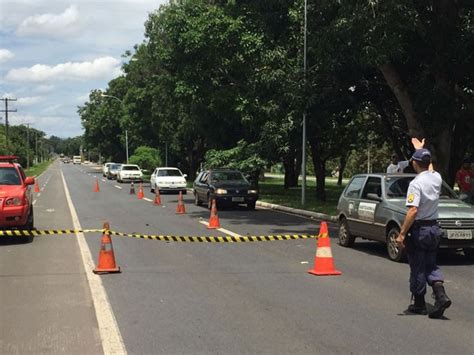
[117,164,143,183]
[150,167,187,194]
[102,162,113,177]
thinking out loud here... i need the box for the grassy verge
[259,176,347,216]
[25,160,53,177]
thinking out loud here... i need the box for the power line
[0,97,18,153]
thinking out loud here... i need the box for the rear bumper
[212,194,259,205]
[0,205,29,227]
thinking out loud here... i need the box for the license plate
[447,230,472,239]
[232,197,244,202]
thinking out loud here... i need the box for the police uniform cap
[411,148,431,162]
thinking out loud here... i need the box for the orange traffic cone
[308,221,342,276]
[207,199,221,229]
[93,222,120,274]
[94,178,100,192]
[129,182,135,195]
[176,191,186,214]
[137,183,144,199]
[153,188,161,206]
[34,180,40,193]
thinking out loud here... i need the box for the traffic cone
[94,178,100,192]
[137,183,144,199]
[207,199,221,229]
[153,188,161,206]
[129,182,135,195]
[93,222,120,274]
[176,191,186,214]
[308,221,342,276]
[34,180,40,193]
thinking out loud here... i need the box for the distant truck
[73,156,82,165]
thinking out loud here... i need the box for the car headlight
[248,189,258,194]
[6,197,23,206]
[215,188,227,194]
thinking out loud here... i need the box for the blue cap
[411,149,431,162]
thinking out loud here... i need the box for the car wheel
[247,201,256,210]
[207,195,212,209]
[151,183,155,193]
[22,207,34,243]
[386,226,405,262]
[194,192,202,206]
[464,248,474,260]
[182,189,187,195]
[338,218,355,247]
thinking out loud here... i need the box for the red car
[0,156,35,242]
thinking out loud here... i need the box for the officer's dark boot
[407,294,427,315]
[429,282,451,319]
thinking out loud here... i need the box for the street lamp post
[301,0,308,206]
[101,94,129,163]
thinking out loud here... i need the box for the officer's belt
[412,220,438,227]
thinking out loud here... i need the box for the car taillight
[5,197,23,206]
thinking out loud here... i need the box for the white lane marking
[102,179,106,182]
[37,193,41,197]
[199,221,242,237]
[143,197,152,202]
[114,185,122,190]
[46,208,55,213]
[32,199,37,206]
[61,170,127,355]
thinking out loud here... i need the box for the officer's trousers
[406,223,444,296]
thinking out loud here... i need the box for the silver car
[336,173,474,262]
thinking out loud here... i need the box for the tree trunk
[338,154,347,186]
[308,137,326,201]
[283,156,297,189]
[379,62,426,138]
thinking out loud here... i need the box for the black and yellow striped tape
[0,229,318,242]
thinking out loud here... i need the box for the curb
[256,201,337,222]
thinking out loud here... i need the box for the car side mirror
[366,193,382,202]
[24,177,35,185]
[183,174,187,178]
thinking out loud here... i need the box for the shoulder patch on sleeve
[407,193,415,203]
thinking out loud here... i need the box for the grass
[259,176,347,216]
[25,160,53,177]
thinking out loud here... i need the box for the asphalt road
[1,161,473,354]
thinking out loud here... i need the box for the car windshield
[122,166,139,171]
[0,167,21,185]
[211,171,246,182]
[385,176,458,199]
[111,164,121,170]
[158,169,182,177]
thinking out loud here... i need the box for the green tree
[128,146,163,172]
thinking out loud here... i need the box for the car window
[0,167,22,185]
[211,171,245,182]
[344,176,366,198]
[18,166,26,181]
[362,177,382,199]
[385,176,412,198]
[158,169,182,177]
[111,164,121,169]
[122,166,140,171]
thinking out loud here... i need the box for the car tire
[22,207,34,243]
[338,218,355,247]
[151,183,155,193]
[464,248,474,260]
[182,189,187,195]
[194,192,202,206]
[386,226,405,262]
[207,195,212,209]
[247,201,256,210]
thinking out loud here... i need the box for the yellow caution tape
[0,229,319,242]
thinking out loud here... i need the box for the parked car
[0,156,36,242]
[106,163,122,180]
[73,155,81,165]
[336,173,474,262]
[150,167,187,194]
[102,162,114,177]
[193,168,259,209]
[117,164,143,183]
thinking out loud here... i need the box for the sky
[0,0,168,138]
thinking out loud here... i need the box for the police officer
[396,146,452,319]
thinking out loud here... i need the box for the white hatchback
[117,164,143,183]
[150,167,187,194]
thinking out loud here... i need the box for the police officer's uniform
[404,148,451,318]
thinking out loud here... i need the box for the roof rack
[0,156,19,163]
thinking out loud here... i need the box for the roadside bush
[129,146,162,172]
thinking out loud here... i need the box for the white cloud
[17,96,43,106]
[0,49,15,63]
[16,5,81,37]
[5,56,121,83]
[35,84,55,93]
[77,93,90,102]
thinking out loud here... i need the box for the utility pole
[0,97,17,153]
[25,123,32,169]
[301,0,308,206]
